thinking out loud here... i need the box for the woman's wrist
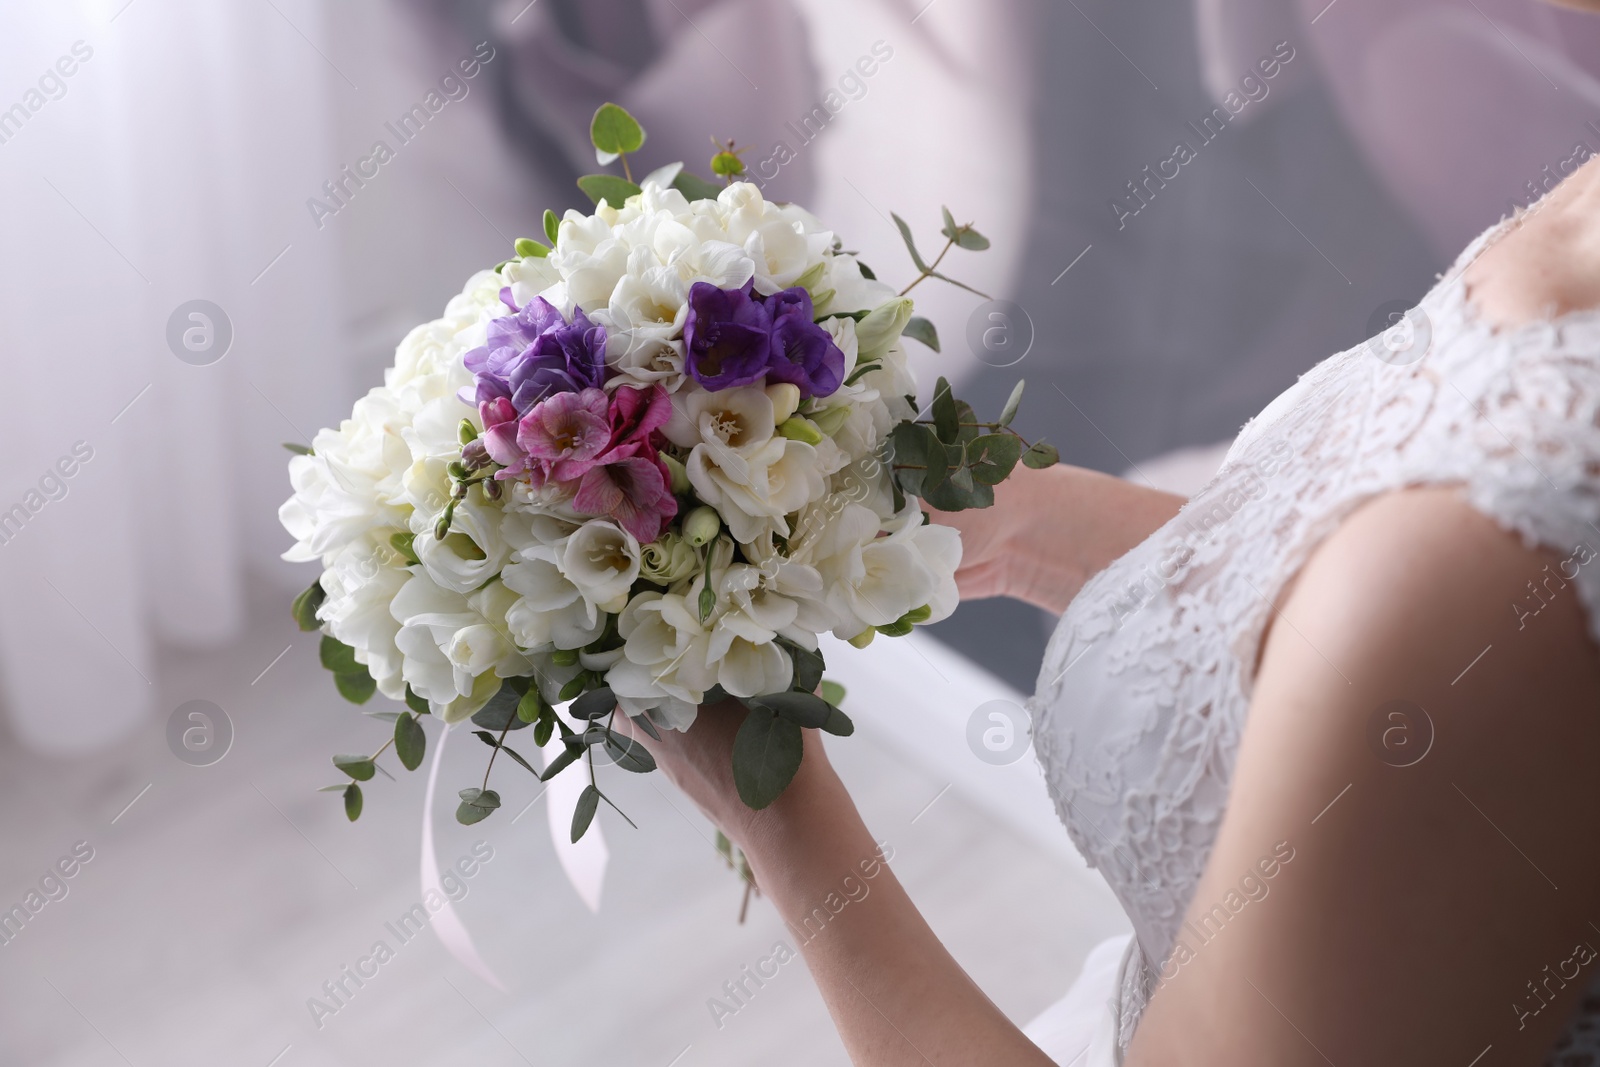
[996,463,1185,613]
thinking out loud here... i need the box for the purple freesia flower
[683,281,845,399]
[462,291,607,412]
[764,287,844,399]
[682,281,774,391]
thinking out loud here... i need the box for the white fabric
[1026,202,1600,1063]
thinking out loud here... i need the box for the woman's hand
[610,697,845,857]
[929,461,1187,614]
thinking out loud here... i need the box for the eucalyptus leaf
[292,582,325,632]
[603,732,656,773]
[394,713,426,771]
[921,471,995,512]
[517,686,545,724]
[786,643,825,694]
[940,205,959,240]
[343,783,363,822]
[926,270,991,299]
[731,704,804,810]
[539,743,582,782]
[857,261,877,281]
[404,686,430,716]
[570,687,618,720]
[672,170,723,202]
[363,710,402,723]
[571,784,601,842]
[999,379,1026,428]
[471,732,538,776]
[333,754,375,781]
[968,433,1023,485]
[557,675,586,702]
[819,679,847,706]
[903,316,940,352]
[748,690,832,729]
[320,635,361,674]
[821,704,855,737]
[887,421,940,497]
[335,670,376,705]
[630,712,662,742]
[1022,440,1061,469]
[576,174,642,209]
[890,212,929,273]
[953,400,982,445]
[455,788,501,826]
[954,227,990,251]
[533,717,554,747]
[543,208,559,245]
[283,441,313,456]
[471,682,530,732]
[931,378,960,444]
[590,102,645,155]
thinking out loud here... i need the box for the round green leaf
[571,784,601,842]
[320,635,361,674]
[590,103,646,155]
[292,582,325,632]
[333,754,376,781]
[731,705,804,810]
[1022,440,1061,469]
[335,670,376,705]
[394,713,425,772]
[577,174,642,209]
[999,379,1026,428]
[967,434,1023,485]
[343,783,363,821]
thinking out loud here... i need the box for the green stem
[480,721,512,792]
[899,237,955,297]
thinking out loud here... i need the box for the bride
[618,35,1600,1067]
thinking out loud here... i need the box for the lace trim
[1030,202,1600,1061]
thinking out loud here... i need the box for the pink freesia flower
[478,397,525,477]
[569,385,677,542]
[516,388,612,487]
[574,455,678,543]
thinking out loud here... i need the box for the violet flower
[682,281,773,391]
[463,291,607,412]
[763,286,844,399]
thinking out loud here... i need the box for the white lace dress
[1021,208,1600,1065]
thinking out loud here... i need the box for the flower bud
[809,405,851,436]
[855,297,915,357]
[458,419,479,445]
[847,628,876,649]
[765,383,802,425]
[659,451,691,495]
[777,416,824,445]
[551,648,579,667]
[683,506,722,547]
[640,533,698,585]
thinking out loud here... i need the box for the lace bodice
[1027,209,1600,1061]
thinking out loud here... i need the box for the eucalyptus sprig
[888,377,1060,513]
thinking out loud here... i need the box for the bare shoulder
[1464,155,1600,329]
[1128,487,1600,1065]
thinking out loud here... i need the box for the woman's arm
[621,708,1056,1065]
[1126,487,1600,1064]
[934,462,1185,614]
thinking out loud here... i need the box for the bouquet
[279,104,1058,841]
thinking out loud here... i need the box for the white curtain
[0,0,343,751]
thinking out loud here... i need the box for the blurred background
[1,0,1598,1062]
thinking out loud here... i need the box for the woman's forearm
[739,753,1055,1066]
[999,463,1185,614]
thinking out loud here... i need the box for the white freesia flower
[391,574,530,721]
[607,591,717,724]
[562,520,640,613]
